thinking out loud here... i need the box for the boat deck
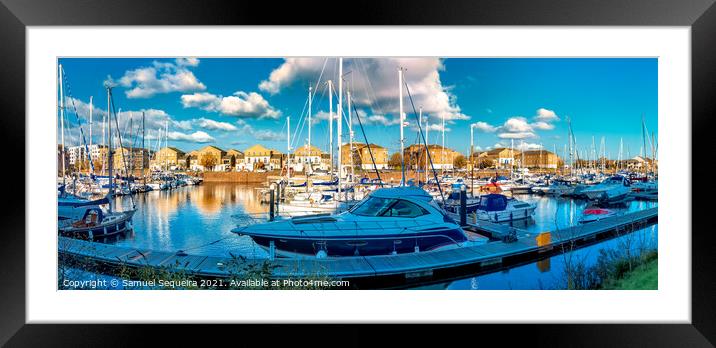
[58,207,657,289]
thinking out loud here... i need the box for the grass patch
[602,256,658,290]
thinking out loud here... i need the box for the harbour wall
[202,171,275,183]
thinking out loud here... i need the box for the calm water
[105,183,657,289]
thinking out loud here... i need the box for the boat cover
[478,194,508,211]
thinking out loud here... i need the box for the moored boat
[232,186,475,257]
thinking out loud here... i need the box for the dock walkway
[59,207,657,288]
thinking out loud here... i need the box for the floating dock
[58,207,657,289]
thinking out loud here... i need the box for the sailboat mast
[337,57,343,198]
[510,139,514,178]
[307,85,312,176]
[398,67,405,186]
[328,80,333,174]
[348,84,353,181]
[642,114,647,175]
[129,112,133,177]
[287,115,291,180]
[142,111,145,187]
[59,64,66,188]
[441,110,445,176]
[107,87,114,212]
[89,96,93,166]
[425,113,429,183]
[165,119,168,171]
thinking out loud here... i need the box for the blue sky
[57,57,657,159]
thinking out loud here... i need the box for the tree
[388,152,403,169]
[92,159,104,173]
[230,155,236,169]
[453,155,467,169]
[199,153,217,171]
[255,161,266,170]
[185,156,191,169]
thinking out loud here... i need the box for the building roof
[294,145,324,156]
[485,147,520,156]
[199,145,226,153]
[160,146,185,155]
[244,144,272,155]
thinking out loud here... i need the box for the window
[380,200,428,218]
[350,197,395,216]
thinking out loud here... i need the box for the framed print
[2,0,714,346]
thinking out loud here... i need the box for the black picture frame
[1,0,713,346]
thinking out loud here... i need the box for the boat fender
[316,250,327,259]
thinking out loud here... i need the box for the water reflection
[107,184,657,289]
[112,183,268,258]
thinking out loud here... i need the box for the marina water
[103,183,657,289]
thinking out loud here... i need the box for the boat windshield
[350,196,428,217]
[350,197,395,216]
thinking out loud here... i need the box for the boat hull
[246,228,467,257]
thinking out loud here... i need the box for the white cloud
[172,120,193,131]
[115,59,206,98]
[253,129,286,141]
[167,130,215,143]
[531,121,555,130]
[498,132,536,139]
[59,97,219,147]
[534,108,559,122]
[472,121,497,132]
[501,117,533,133]
[515,142,544,151]
[195,118,238,131]
[181,91,280,119]
[258,57,469,124]
[176,57,200,67]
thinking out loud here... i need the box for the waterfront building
[67,144,106,165]
[340,143,389,170]
[520,150,562,169]
[244,144,285,171]
[481,147,520,169]
[293,145,324,172]
[113,147,150,174]
[224,149,245,171]
[194,145,227,171]
[404,144,460,170]
[625,156,657,171]
[151,147,186,171]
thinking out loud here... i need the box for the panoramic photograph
[57,57,658,290]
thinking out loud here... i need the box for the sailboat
[58,84,135,239]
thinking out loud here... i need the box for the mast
[398,67,405,186]
[165,118,168,171]
[337,57,343,198]
[102,102,106,176]
[89,96,93,166]
[142,111,145,187]
[348,84,354,181]
[306,85,312,161]
[286,115,291,180]
[441,109,445,175]
[425,114,429,183]
[469,122,474,171]
[328,80,333,174]
[129,112,133,177]
[106,87,114,212]
[510,139,514,178]
[642,114,647,175]
[59,64,66,188]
